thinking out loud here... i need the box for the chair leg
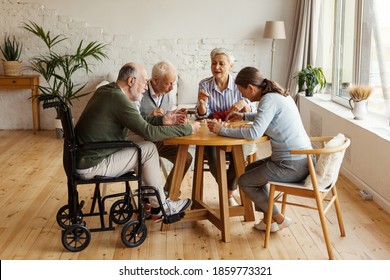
[332,186,346,237]
[246,152,256,165]
[281,193,288,215]
[315,194,334,260]
[264,184,276,248]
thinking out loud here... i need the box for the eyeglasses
[131,76,149,87]
[163,81,177,87]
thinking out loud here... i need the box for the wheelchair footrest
[163,212,186,224]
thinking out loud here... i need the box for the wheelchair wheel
[110,199,134,225]
[56,205,84,229]
[56,205,71,229]
[62,224,91,252]
[121,220,147,247]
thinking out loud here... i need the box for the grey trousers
[155,141,193,192]
[76,141,164,208]
[238,156,311,216]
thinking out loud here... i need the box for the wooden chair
[264,134,351,260]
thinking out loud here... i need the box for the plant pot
[3,61,22,76]
[349,99,368,120]
[305,89,313,97]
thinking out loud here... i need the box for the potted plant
[348,85,372,120]
[294,64,327,96]
[21,21,108,137]
[0,35,23,76]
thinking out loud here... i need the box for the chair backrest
[58,103,77,179]
[40,95,77,179]
[304,134,350,191]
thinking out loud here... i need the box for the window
[360,0,390,117]
[330,0,390,119]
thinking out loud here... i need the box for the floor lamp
[263,21,286,80]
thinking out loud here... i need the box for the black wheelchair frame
[40,95,184,252]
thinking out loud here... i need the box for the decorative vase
[349,99,368,120]
[3,61,22,76]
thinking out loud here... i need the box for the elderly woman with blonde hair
[195,48,256,206]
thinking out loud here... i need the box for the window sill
[299,93,390,141]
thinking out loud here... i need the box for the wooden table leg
[192,145,204,204]
[161,144,188,231]
[232,145,255,221]
[216,147,231,242]
[31,77,40,131]
[168,144,189,200]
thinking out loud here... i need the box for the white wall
[299,95,390,214]
[0,0,296,129]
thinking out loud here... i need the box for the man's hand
[207,119,223,135]
[151,108,164,116]
[190,121,201,134]
[163,109,187,125]
[176,108,188,115]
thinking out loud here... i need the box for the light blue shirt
[219,93,312,161]
[195,73,255,119]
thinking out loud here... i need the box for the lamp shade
[263,21,286,39]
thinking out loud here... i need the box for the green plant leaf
[22,20,108,105]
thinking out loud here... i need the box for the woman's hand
[207,119,223,135]
[197,89,209,115]
[228,100,246,114]
[225,111,244,122]
[198,89,209,103]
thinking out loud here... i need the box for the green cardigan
[75,82,192,169]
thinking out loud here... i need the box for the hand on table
[190,121,201,134]
[225,111,244,122]
[207,119,223,135]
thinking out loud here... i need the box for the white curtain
[285,0,324,100]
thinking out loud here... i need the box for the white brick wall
[0,0,259,129]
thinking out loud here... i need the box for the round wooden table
[163,121,269,242]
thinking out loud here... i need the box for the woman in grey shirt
[207,66,312,233]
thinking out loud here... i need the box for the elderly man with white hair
[137,61,193,195]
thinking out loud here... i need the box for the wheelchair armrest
[78,141,140,151]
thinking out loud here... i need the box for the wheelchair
[40,95,185,252]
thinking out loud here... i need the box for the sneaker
[228,196,239,207]
[254,220,280,233]
[164,189,181,198]
[164,198,191,216]
[278,216,292,230]
[151,198,191,222]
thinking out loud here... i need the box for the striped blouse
[195,73,255,119]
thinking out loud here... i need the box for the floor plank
[0,130,390,260]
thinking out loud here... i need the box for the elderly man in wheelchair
[44,62,200,252]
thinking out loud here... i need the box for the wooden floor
[1,130,390,260]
